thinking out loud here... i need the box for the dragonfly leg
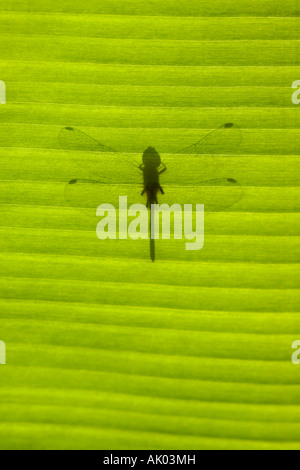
[159,185,165,195]
[158,164,167,175]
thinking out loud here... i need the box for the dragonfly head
[143,147,161,168]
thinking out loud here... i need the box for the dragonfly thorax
[142,147,161,168]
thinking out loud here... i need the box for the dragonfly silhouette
[59,123,243,261]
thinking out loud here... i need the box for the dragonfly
[59,123,243,262]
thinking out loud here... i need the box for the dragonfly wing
[160,123,242,186]
[176,123,242,156]
[59,127,141,184]
[65,178,147,214]
[59,127,117,152]
[159,177,244,213]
